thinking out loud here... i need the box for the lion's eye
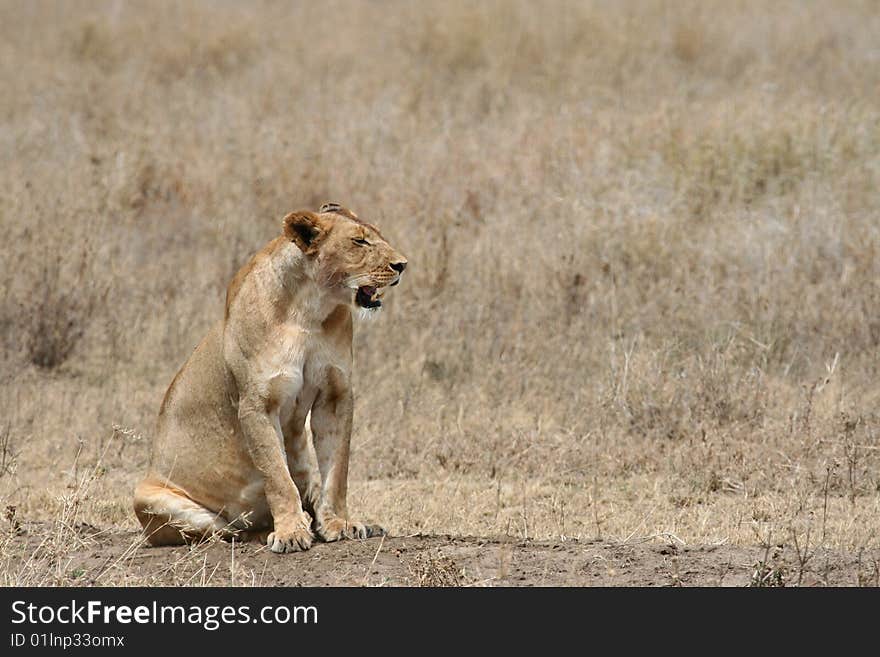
[352,238,370,246]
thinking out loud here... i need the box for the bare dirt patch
[5,524,878,587]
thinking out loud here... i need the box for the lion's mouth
[355,285,383,308]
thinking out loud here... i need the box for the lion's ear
[283,211,326,254]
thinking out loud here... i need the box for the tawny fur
[133,204,407,553]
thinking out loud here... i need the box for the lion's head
[283,203,407,312]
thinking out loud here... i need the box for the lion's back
[150,321,243,476]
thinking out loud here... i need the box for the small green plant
[750,545,787,587]
[408,550,466,586]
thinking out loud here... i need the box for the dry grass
[1,0,879,585]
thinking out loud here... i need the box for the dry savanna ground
[1,1,879,586]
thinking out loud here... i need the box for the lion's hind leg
[134,479,230,547]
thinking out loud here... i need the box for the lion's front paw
[316,517,386,542]
[266,515,314,554]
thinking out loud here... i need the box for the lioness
[133,203,407,553]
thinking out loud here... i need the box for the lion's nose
[390,261,407,273]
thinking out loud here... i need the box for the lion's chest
[262,332,347,422]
